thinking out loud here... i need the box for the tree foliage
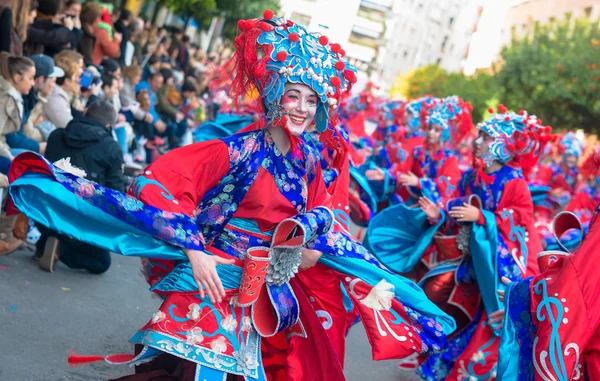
[391,64,497,123]
[214,0,281,41]
[152,0,216,29]
[496,16,600,133]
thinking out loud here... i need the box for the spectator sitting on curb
[36,100,125,273]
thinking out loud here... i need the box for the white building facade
[378,0,483,91]
[279,0,395,91]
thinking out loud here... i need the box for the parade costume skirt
[9,153,456,381]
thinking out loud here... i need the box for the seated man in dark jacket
[37,100,125,274]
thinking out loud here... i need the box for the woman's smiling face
[280,83,318,136]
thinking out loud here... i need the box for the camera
[80,69,102,89]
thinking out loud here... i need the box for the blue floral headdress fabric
[477,109,549,165]
[230,11,358,132]
[559,132,584,158]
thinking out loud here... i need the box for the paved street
[0,248,420,381]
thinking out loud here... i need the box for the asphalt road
[0,248,420,381]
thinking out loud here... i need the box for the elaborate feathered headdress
[558,131,585,159]
[478,105,554,172]
[228,10,358,134]
[423,96,473,145]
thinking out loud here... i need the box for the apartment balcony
[353,15,385,35]
[345,41,377,63]
[360,0,393,12]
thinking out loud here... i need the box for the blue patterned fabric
[418,309,483,380]
[410,145,454,204]
[310,229,390,272]
[301,129,339,188]
[195,130,311,243]
[497,277,535,381]
[286,206,334,244]
[459,166,523,212]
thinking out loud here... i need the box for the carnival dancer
[496,169,600,379]
[366,108,548,379]
[538,132,584,213]
[528,132,583,249]
[541,148,600,252]
[8,11,455,381]
[366,96,471,207]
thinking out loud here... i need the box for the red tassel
[67,350,105,367]
[473,159,495,186]
[281,121,302,159]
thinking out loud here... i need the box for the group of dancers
[6,10,599,381]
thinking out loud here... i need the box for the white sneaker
[27,224,42,245]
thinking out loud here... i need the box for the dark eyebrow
[286,89,301,94]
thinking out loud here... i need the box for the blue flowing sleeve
[364,202,445,273]
[497,277,536,381]
[470,209,504,332]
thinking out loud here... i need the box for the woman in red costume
[365,96,470,207]
[367,107,549,379]
[8,11,455,381]
[497,154,600,380]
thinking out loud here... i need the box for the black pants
[36,224,111,274]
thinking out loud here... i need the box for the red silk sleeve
[536,165,554,185]
[529,215,600,379]
[496,178,542,276]
[129,140,231,216]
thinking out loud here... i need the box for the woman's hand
[184,249,234,304]
[365,167,385,181]
[399,172,419,187]
[299,248,322,271]
[418,197,441,222]
[449,203,480,223]
[488,309,505,332]
[492,277,513,331]
[497,276,511,303]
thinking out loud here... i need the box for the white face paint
[564,154,578,168]
[280,83,318,136]
[426,124,443,146]
[473,131,492,159]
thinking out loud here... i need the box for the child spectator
[0,53,35,163]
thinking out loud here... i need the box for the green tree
[164,0,217,29]
[214,0,281,41]
[496,16,600,133]
[392,64,498,123]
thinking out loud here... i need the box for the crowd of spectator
[0,0,233,272]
